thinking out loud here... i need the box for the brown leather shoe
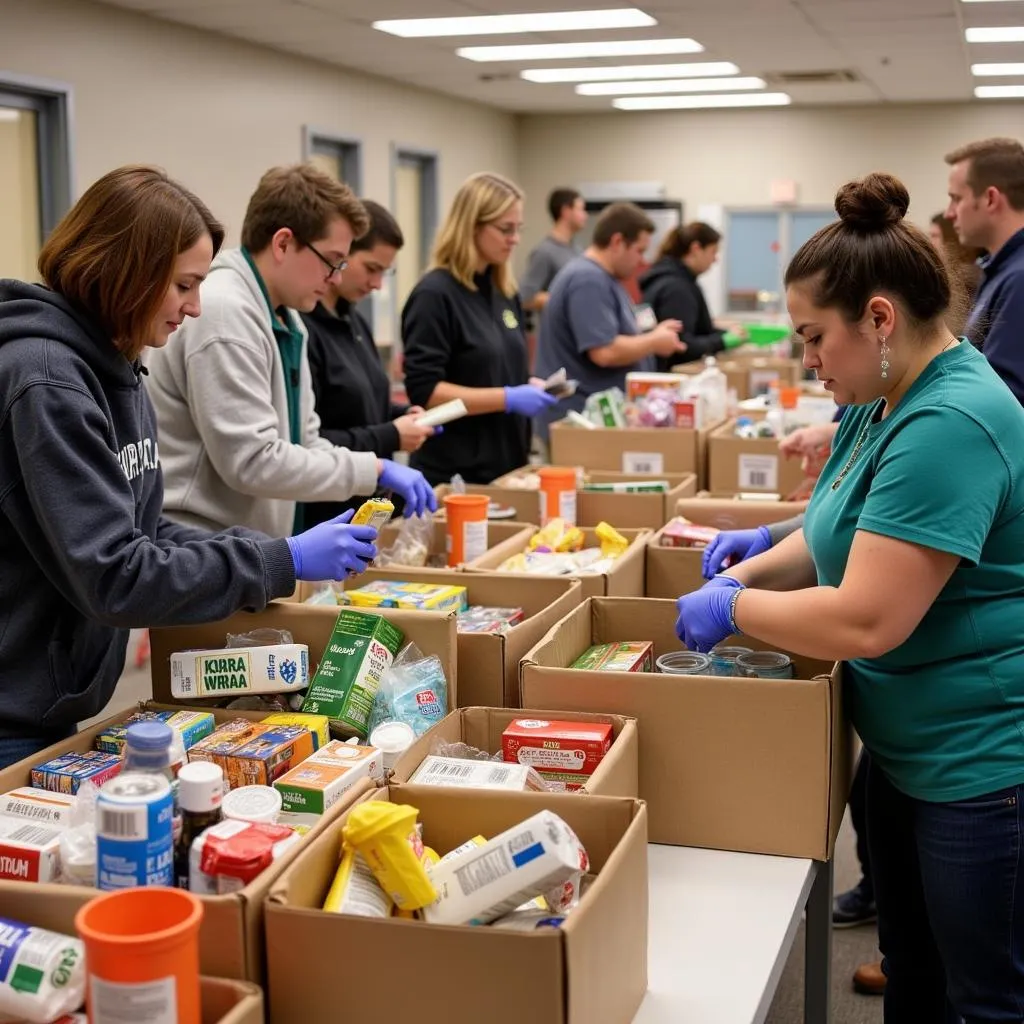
[852,960,886,996]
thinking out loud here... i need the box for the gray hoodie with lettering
[0,280,296,740]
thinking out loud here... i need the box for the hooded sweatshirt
[145,248,380,538]
[640,256,726,370]
[0,281,297,741]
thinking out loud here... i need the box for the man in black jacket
[301,200,434,526]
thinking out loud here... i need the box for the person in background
[929,212,983,298]
[147,164,435,538]
[0,167,379,770]
[534,202,685,435]
[678,171,1024,1020]
[520,187,587,316]
[945,137,1024,401]
[401,172,556,486]
[300,200,435,528]
[640,221,735,369]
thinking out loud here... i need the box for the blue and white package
[0,917,85,1023]
[96,772,174,890]
[367,650,448,739]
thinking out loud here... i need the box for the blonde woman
[401,172,556,485]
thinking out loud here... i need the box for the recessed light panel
[522,61,739,82]
[578,76,765,95]
[374,8,656,38]
[613,92,791,109]
[458,38,704,61]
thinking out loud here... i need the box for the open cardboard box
[264,784,648,1024]
[707,418,808,498]
[645,495,808,600]
[548,419,723,483]
[0,702,377,982]
[672,354,803,401]
[466,527,651,601]
[392,707,639,797]
[296,570,581,708]
[490,466,699,530]
[520,597,851,858]
[148,601,459,712]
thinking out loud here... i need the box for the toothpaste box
[410,756,547,792]
[0,787,76,828]
[94,709,215,754]
[187,719,315,788]
[570,642,654,673]
[261,712,331,751]
[30,750,122,794]
[501,719,613,780]
[341,581,468,613]
[0,816,63,882]
[534,773,591,793]
[169,644,310,699]
[273,742,382,815]
[301,611,405,738]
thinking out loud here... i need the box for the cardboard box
[392,707,638,798]
[148,601,459,715]
[520,597,851,858]
[435,482,541,527]
[645,495,809,600]
[549,420,723,482]
[383,517,535,570]
[467,528,650,603]
[672,355,803,401]
[707,419,808,498]
[265,784,649,1024]
[0,702,376,982]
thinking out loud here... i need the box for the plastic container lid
[537,466,577,484]
[221,785,282,824]
[125,721,174,751]
[656,651,712,675]
[369,721,416,770]
[177,761,225,814]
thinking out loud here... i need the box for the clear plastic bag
[374,513,434,569]
[58,780,98,887]
[225,627,293,647]
[367,642,448,738]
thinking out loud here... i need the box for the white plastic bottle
[699,357,728,425]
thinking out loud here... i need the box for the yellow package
[261,712,330,751]
[595,521,630,558]
[352,498,394,532]
[529,518,584,554]
[323,843,393,917]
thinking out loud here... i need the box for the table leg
[804,859,833,1024]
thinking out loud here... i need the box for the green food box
[300,611,405,738]
[570,641,654,673]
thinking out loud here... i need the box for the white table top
[634,845,816,1024]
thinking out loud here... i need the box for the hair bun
[834,172,909,232]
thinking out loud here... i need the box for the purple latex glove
[702,525,772,579]
[504,384,557,417]
[675,577,746,653]
[286,509,378,581]
[378,460,438,518]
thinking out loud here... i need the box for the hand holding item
[675,577,745,653]
[286,509,378,580]
[702,526,773,579]
[503,384,558,417]
[378,460,438,518]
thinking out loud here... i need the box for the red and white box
[0,816,63,882]
[501,719,613,782]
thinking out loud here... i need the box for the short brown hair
[659,221,722,260]
[944,137,1024,211]
[351,199,404,255]
[592,202,655,248]
[241,164,370,253]
[38,165,224,361]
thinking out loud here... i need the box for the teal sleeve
[857,408,1010,566]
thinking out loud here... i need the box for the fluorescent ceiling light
[962,0,1020,3]
[0,109,21,123]
[972,62,1024,74]
[373,8,655,37]
[613,92,791,109]
[458,37,703,61]
[975,84,1024,97]
[578,75,764,95]
[522,61,739,82]
[965,26,1024,42]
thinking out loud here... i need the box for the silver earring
[879,335,890,379]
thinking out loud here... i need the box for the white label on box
[748,369,781,397]
[91,975,176,1024]
[738,454,779,491]
[462,519,488,562]
[560,490,577,524]
[622,451,664,475]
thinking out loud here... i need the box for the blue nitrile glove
[504,384,557,417]
[702,526,772,579]
[378,460,437,518]
[286,509,378,581]
[675,577,745,653]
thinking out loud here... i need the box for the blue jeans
[867,759,1024,1023]
[0,731,74,771]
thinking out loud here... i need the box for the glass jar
[708,646,753,677]
[735,651,794,679]
[656,651,713,676]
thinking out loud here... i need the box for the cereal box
[186,719,315,788]
[569,642,654,673]
[30,751,122,794]
[273,742,382,815]
[341,581,468,613]
[94,709,215,754]
[0,787,76,829]
[261,712,330,751]
[501,719,613,780]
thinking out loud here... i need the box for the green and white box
[169,644,309,699]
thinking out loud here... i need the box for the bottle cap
[222,785,282,824]
[125,720,174,751]
[177,761,225,813]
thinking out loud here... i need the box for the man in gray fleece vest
[147,165,434,538]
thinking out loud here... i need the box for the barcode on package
[487,768,511,785]
[430,763,476,779]
[6,824,60,846]
[622,451,664,476]
[171,661,193,695]
[4,801,58,823]
[455,847,512,896]
[738,454,778,491]
[99,807,146,840]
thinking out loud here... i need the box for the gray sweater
[146,249,379,538]
[766,514,805,546]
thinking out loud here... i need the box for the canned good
[656,651,713,675]
[735,651,794,679]
[708,646,753,677]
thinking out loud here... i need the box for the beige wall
[0,108,40,280]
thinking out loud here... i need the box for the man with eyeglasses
[147,165,435,542]
[299,200,436,528]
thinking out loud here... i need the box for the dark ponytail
[659,221,722,260]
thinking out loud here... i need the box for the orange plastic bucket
[537,466,577,525]
[443,494,489,566]
[75,887,203,1024]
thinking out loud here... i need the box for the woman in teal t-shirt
[677,172,1024,1022]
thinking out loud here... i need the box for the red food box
[660,517,720,549]
[501,719,613,778]
[672,398,701,429]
